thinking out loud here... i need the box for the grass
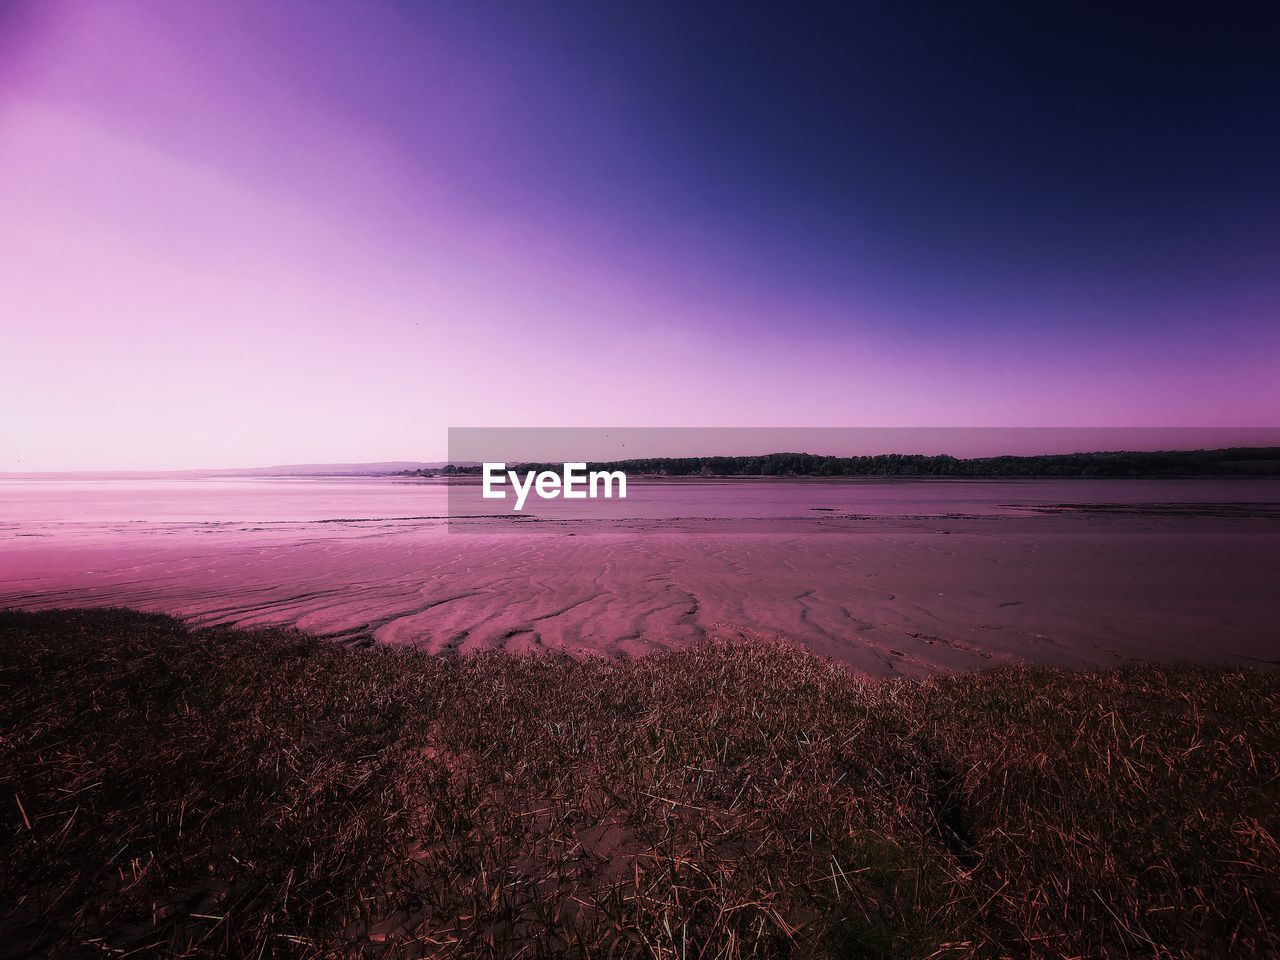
[1,608,1276,958]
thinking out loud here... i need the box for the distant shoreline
[5,447,1279,481]
[401,446,1280,480]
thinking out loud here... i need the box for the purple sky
[2,1,1277,470]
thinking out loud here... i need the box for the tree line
[399,447,1280,479]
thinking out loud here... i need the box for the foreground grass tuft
[1,608,1277,958]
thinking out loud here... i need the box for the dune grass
[1,608,1277,958]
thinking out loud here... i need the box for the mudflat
[2,476,1277,672]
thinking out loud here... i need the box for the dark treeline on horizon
[404,447,1280,479]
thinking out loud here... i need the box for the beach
[5,475,1279,955]
[2,476,1277,672]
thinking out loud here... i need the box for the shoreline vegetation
[2,609,1276,958]
[400,446,1280,479]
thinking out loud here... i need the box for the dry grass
[1,608,1277,958]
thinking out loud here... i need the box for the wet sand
[2,476,1277,673]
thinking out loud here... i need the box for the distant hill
[11,449,1279,481]
[400,447,1280,479]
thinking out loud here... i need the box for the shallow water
[3,475,1277,526]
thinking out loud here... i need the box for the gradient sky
[2,1,1277,470]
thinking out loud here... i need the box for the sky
[1,0,1277,470]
